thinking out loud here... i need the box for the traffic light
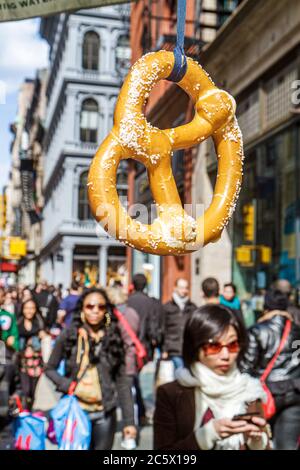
[260,246,272,264]
[243,203,255,242]
[235,245,272,266]
[235,246,253,264]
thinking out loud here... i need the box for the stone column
[63,162,75,221]
[55,242,74,290]
[98,245,108,287]
[149,254,161,299]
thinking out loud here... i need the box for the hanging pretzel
[88,51,244,255]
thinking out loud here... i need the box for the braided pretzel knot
[88,51,244,255]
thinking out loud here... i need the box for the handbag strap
[261,319,292,382]
[68,328,101,395]
[114,308,147,358]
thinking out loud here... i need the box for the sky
[0,18,49,194]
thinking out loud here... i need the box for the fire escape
[141,0,245,58]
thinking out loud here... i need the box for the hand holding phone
[232,412,261,423]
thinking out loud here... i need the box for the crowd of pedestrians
[1,275,300,450]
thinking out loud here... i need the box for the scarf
[220,295,241,311]
[172,292,189,312]
[176,362,266,450]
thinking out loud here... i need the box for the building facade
[39,5,131,289]
[18,70,48,285]
[4,76,44,285]
[191,0,300,301]
[130,0,243,301]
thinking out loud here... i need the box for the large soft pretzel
[88,50,244,255]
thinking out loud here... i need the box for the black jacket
[34,290,58,328]
[240,314,300,407]
[45,327,134,427]
[0,357,21,420]
[162,299,197,356]
[288,305,300,327]
[127,291,160,354]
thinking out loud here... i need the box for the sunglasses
[84,303,107,312]
[202,339,240,356]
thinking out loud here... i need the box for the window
[117,161,128,200]
[116,35,131,77]
[237,91,260,143]
[78,171,93,221]
[265,66,297,128]
[80,98,98,143]
[82,31,100,71]
[217,0,241,26]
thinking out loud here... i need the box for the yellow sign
[9,238,27,257]
[0,237,27,259]
[260,246,272,264]
[236,245,272,266]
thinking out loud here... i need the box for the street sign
[0,236,27,259]
[9,238,27,257]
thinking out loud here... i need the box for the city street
[1,0,300,455]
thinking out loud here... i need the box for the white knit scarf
[172,292,189,311]
[176,362,266,450]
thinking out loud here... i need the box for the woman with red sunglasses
[154,305,270,450]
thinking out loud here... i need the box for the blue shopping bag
[50,395,91,450]
[14,412,46,450]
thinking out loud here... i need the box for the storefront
[233,122,300,294]
[73,245,127,287]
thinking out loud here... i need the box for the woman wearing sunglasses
[154,305,270,450]
[46,288,136,450]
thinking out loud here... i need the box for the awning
[0,262,19,273]
[0,0,133,23]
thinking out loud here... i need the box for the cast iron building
[40,5,131,289]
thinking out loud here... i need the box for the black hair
[71,281,80,291]
[264,289,288,312]
[20,298,39,316]
[69,288,124,376]
[224,282,237,294]
[132,273,147,292]
[19,299,45,330]
[202,277,220,298]
[182,304,247,369]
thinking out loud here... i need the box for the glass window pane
[82,32,100,71]
[80,99,99,142]
[78,171,93,220]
